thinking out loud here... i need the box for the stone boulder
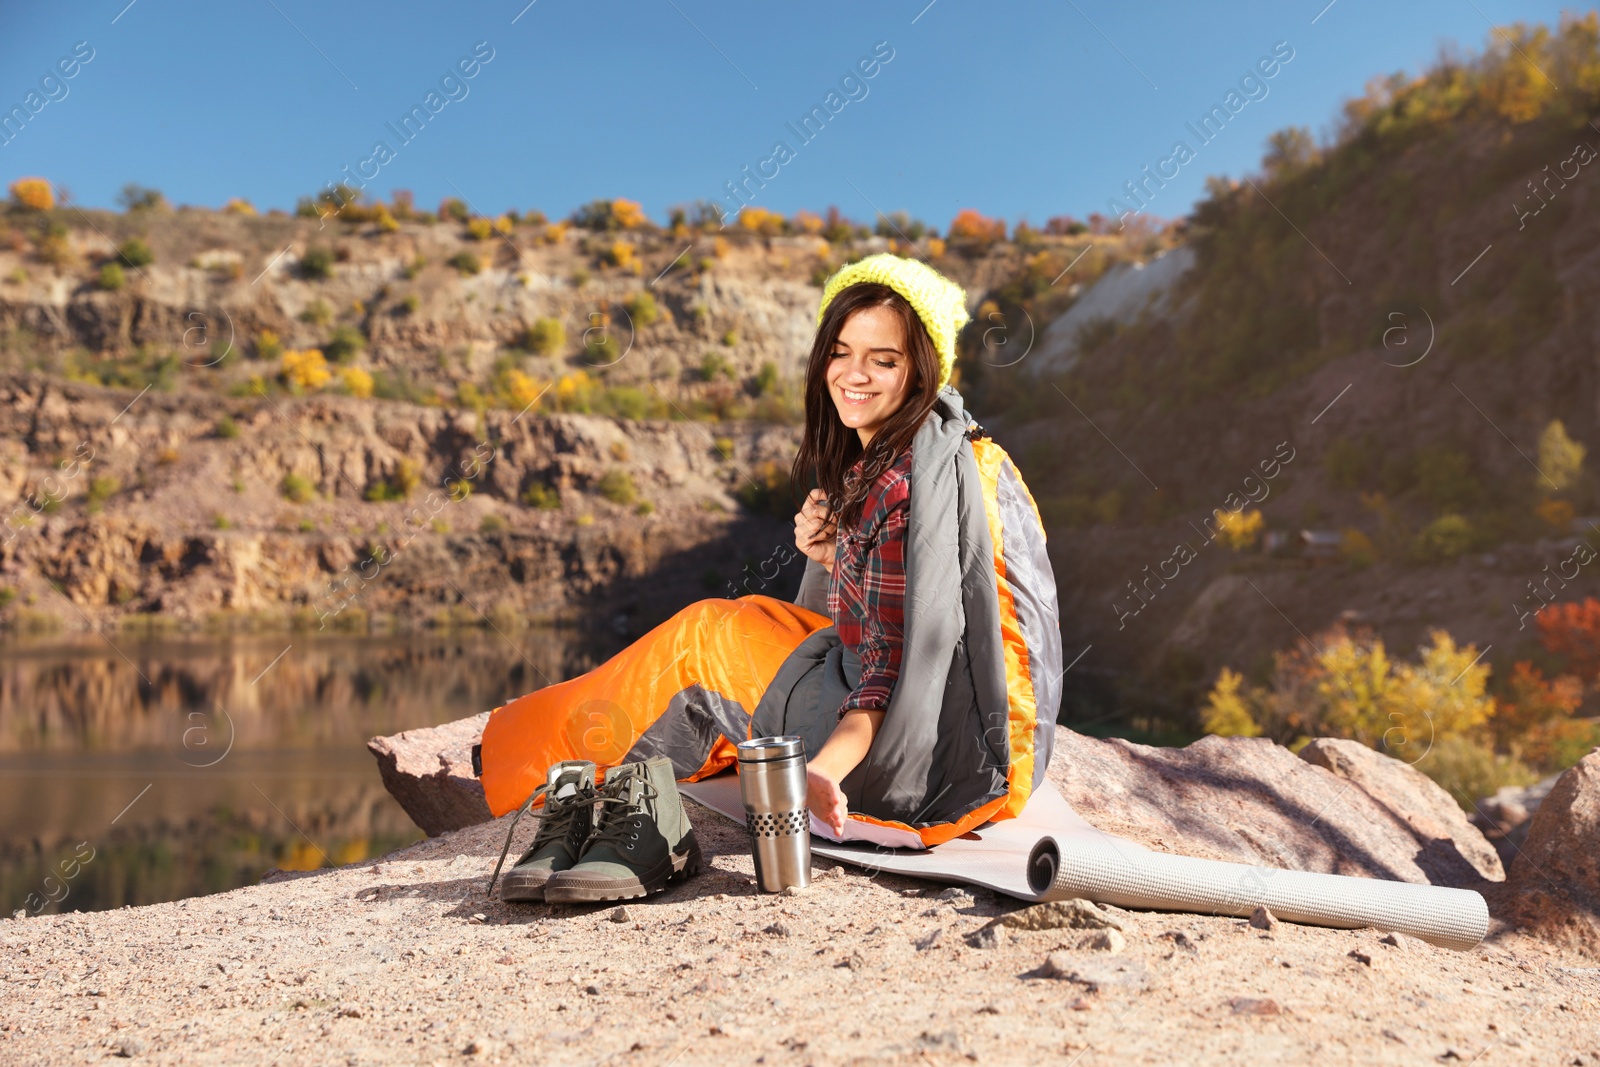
[1472,774,1562,868]
[1506,751,1600,956]
[1045,727,1498,887]
[1299,738,1503,882]
[367,712,492,836]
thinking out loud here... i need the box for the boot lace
[486,780,595,897]
[582,765,660,857]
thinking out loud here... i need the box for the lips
[839,387,876,405]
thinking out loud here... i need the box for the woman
[481,253,1060,899]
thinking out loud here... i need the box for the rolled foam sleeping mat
[1025,832,1490,951]
[682,775,1490,951]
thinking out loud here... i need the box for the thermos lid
[737,735,805,761]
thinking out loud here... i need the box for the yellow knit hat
[815,252,970,391]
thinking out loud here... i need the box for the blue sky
[0,1,1585,230]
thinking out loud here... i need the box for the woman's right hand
[794,488,837,572]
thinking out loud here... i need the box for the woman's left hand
[806,764,848,836]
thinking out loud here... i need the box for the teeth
[842,389,873,400]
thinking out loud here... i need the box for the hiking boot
[543,756,702,903]
[487,760,598,902]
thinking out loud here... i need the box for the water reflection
[0,629,622,915]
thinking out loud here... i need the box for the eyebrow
[832,343,903,355]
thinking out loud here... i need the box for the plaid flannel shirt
[826,444,913,718]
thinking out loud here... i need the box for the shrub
[401,294,420,314]
[466,217,493,241]
[339,366,374,398]
[447,478,474,502]
[116,238,154,268]
[215,415,240,439]
[596,469,637,506]
[521,316,564,355]
[635,500,655,515]
[439,197,469,222]
[300,246,335,280]
[223,198,256,216]
[402,255,426,279]
[1413,445,1478,511]
[213,513,233,530]
[1411,513,1474,562]
[323,325,365,364]
[609,440,631,462]
[623,291,659,327]
[1211,508,1263,551]
[721,328,739,347]
[118,184,168,213]
[753,361,780,396]
[1537,419,1585,493]
[97,262,126,291]
[280,348,330,391]
[699,351,734,381]
[299,299,333,326]
[365,458,421,502]
[9,178,54,211]
[598,386,648,420]
[480,513,508,533]
[448,251,482,275]
[255,330,284,361]
[713,436,734,461]
[735,459,792,519]
[280,472,317,503]
[85,476,120,514]
[521,481,561,509]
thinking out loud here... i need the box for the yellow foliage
[9,178,53,211]
[792,210,824,234]
[926,237,947,258]
[339,366,374,398]
[712,236,729,259]
[281,348,331,391]
[1537,419,1585,493]
[1535,496,1574,529]
[544,221,569,244]
[738,207,785,235]
[611,198,648,229]
[375,207,400,232]
[223,198,257,216]
[466,217,493,241]
[554,370,595,408]
[1201,667,1261,737]
[503,369,549,410]
[1212,507,1263,551]
[605,241,639,273]
[493,214,514,236]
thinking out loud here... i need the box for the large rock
[367,712,492,836]
[1045,727,1496,887]
[1506,751,1600,956]
[1299,738,1503,882]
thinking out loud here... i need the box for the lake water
[0,628,626,917]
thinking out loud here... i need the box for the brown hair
[789,282,942,533]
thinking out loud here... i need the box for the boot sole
[498,867,555,902]
[543,831,703,904]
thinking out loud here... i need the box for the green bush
[281,472,317,504]
[1411,513,1475,562]
[116,238,154,268]
[699,351,734,381]
[713,436,735,461]
[599,386,648,420]
[402,255,426,279]
[215,415,240,439]
[623,291,659,328]
[97,262,126,291]
[300,299,333,326]
[521,481,561,509]
[300,246,335,280]
[401,294,420,314]
[520,317,565,355]
[85,476,120,514]
[324,325,366,364]
[447,251,482,276]
[753,360,779,396]
[480,513,508,533]
[365,458,421,502]
[596,468,637,506]
[635,500,655,515]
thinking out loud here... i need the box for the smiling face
[825,305,914,449]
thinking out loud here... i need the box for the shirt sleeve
[838,490,909,717]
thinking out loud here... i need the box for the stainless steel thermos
[736,735,811,892]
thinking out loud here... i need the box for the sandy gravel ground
[3,797,1599,1067]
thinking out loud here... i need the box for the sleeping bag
[477,384,1063,847]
